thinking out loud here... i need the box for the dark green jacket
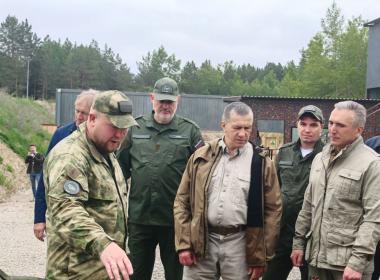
[118,113,202,226]
[275,139,324,256]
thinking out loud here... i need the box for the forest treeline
[0,4,369,99]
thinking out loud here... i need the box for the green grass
[0,92,54,157]
[0,171,11,189]
[6,164,13,173]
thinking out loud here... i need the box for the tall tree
[321,1,344,59]
[180,61,199,94]
[196,60,222,95]
[136,46,181,89]
[33,37,69,99]
[0,15,40,96]
[334,17,367,97]
[237,63,258,83]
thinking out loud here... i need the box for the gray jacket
[293,136,380,273]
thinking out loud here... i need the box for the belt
[208,225,247,235]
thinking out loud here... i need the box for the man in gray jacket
[291,101,380,280]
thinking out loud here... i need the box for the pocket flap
[279,160,293,166]
[327,231,355,246]
[133,134,151,139]
[338,169,362,181]
[169,135,189,140]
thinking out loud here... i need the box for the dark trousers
[262,253,309,280]
[128,223,183,280]
[372,242,380,280]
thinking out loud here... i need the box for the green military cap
[92,90,138,128]
[298,105,324,123]
[153,77,179,101]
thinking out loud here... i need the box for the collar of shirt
[328,136,362,163]
[145,111,179,132]
[219,138,249,158]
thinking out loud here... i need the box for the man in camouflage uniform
[292,101,380,280]
[34,89,97,241]
[44,90,138,280]
[118,77,203,280]
[263,105,324,280]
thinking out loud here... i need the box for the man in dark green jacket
[263,105,324,280]
[118,77,203,280]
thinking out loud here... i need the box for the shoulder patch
[67,166,82,180]
[63,180,81,195]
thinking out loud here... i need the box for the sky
[1,0,379,74]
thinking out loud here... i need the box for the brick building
[226,96,380,150]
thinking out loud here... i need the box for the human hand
[291,249,304,267]
[343,266,362,280]
[33,223,46,241]
[178,250,197,266]
[248,266,265,280]
[100,242,133,280]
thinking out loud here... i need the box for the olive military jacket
[174,139,282,266]
[293,136,380,273]
[275,139,324,256]
[44,123,128,279]
[118,113,202,226]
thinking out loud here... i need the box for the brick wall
[241,97,380,144]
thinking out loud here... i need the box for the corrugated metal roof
[231,95,380,102]
[364,17,380,27]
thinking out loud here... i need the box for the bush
[0,155,3,164]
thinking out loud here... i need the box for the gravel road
[0,188,300,279]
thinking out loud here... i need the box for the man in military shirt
[118,77,203,280]
[44,90,138,280]
[263,105,324,280]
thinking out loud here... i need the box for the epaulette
[135,115,144,120]
[180,116,200,128]
[278,141,296,150]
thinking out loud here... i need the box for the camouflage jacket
[44,122,128,279]
[118,113,202,226]
[293,136,380,273]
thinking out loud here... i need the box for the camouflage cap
[153,77,179,101]
[298,105,324,123]
[92,90,138,128]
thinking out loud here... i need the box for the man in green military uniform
[44,90,138,280]
[263,105,324,280]
[118,77,203,280]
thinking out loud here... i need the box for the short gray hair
[222,102,253,122]
[334,100,366,128]
[75,89,98,108]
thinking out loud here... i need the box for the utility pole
[26,58,30,99]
